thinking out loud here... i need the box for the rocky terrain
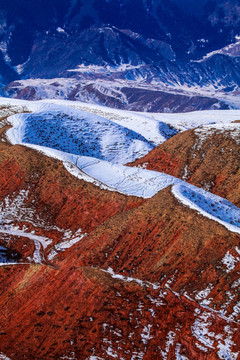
[4,78,232,113]
[0,98,239,359]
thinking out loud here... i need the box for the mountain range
[1,0,240,111]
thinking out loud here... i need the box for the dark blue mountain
[1,0,240,97]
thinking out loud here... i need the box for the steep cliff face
[131,123,240,206]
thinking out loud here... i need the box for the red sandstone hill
[0,108,240,359]
[61,186,240,315]
[130,124,240,206]
[0,185,239,359]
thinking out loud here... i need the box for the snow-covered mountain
[1,0,240,111]
[1,0,240,67]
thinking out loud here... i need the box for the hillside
[131,120,240,206]
[0,188,239,359]
[0,99,239,359]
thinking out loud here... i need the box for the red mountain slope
[0,186,239,359]
[0,108,239,359]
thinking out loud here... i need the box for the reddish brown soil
[0,145,142,231]
[62,187,240,307]
[0,259,239,360]
[2,183,239,359]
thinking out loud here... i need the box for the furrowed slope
[131,123,240,206]
[0,102,240,359]
[1,263,238,360]
[0,186,239,359]
[62,187,240,304]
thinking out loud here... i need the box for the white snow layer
[6,104,154,164]
[2,96,240,142]
[0,353,12,360]
[3,98,240,235]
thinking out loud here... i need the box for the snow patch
[7,104,153,164]
[222,252,240,273]
[0,354,12,360]
[100,267,160,290]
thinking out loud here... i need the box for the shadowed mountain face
[0,0,240,83]
[0,54,19,87]
[1,0,240,111]
[1,0,240,65]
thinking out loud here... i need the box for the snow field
[5,101,240,236]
